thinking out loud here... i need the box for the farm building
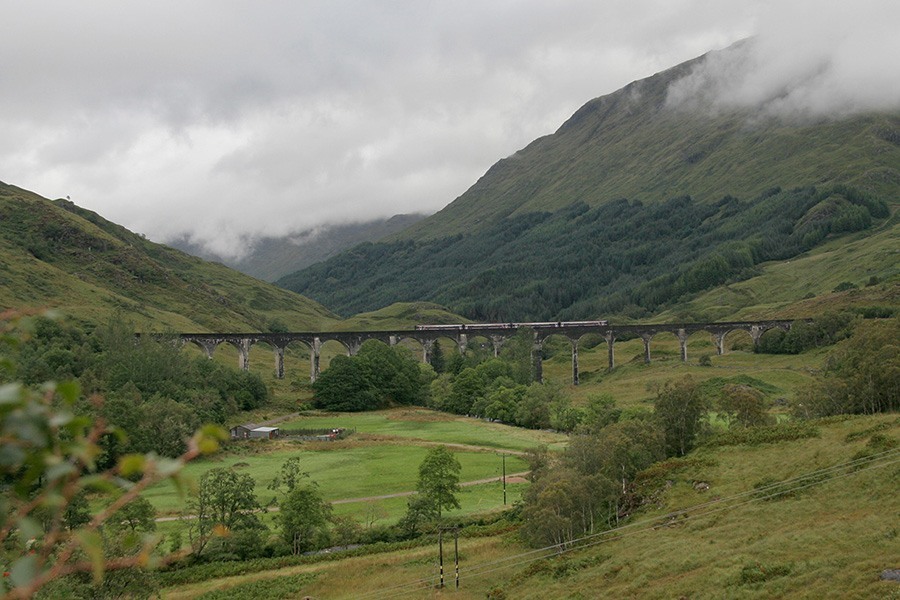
[249,426,280,439]
[230,424,281,440]
[230,424,258,440]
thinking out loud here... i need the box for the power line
[357,446,900,599]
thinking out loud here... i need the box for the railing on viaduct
[171,320,797,386]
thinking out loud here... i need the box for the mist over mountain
[278,45,899,321]
[170,213,427,282]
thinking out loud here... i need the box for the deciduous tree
[186,468,263,557]
[277,484,332,555]
[654,376,708,457]
[415,446,461,519]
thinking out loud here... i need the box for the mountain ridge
[394,47,899,242]
[278,45,899,321]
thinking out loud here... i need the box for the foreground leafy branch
[0,311,226,599]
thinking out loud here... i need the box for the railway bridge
[173,320,796,385]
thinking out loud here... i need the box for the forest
[279,185,889,321]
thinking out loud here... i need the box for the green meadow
[277,408,568,450]
[143,408,550,521]
[160,413,900,600]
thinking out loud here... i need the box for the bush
[193,573,316,600]
[312,340,428,411]
[832,281,858,292]
[757,313,855,355]
[718,384,775,428]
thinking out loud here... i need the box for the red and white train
[414,320,607,331]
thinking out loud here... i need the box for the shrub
[704,421,819,447]
[832,281,858,292]
[718,384,775,428]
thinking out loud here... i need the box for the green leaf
[55,380,81,405]
[75,529,105,583]
[0,382,23,405]
[17,517,42,545]
[156,457,183,477]
[80,474,118,494]
[118,454,146,478]
[44,461,76,481]
[9,554,38,589]
[196,424,228,455]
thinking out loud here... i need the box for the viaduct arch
[173,320,796,385]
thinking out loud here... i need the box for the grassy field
[277,408,568,451]
[160,413,900,600]
[143,407,555,525]
[145,441,528,514]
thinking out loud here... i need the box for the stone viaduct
[175,320,796,385]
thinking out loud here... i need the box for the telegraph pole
[455,527,460,589]
[438,529,444,588]
[502,453,507,505]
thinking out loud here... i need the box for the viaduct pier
[174,320,796,385]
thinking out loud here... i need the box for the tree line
[7,315,268,461]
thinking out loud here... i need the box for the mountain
[169,213,428,282]
[0,181,340,332]
[277,46,899,321]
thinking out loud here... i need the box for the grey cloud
[666,1,900,118]
[2,1,764,257]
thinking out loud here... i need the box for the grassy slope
[334,301,470,331]
[163,413,899,600]
[0,182,339,332]
[656,215,900,322]
[396,50,900,242]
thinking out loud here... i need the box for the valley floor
[160,413,900,599]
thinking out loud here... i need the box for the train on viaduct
[170,319,796,385]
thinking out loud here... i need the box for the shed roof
[251,426,279,433]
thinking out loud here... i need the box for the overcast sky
[1,1,898,258]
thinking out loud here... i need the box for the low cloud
[667,1,900,119]
[20,2,885,258]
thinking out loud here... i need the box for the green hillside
[0,182,339,332]
[279,185,896,320]
[276,47,899,321]
[398,52,900,241]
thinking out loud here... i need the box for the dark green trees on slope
[279,185,889,321]
[5,315,267,460]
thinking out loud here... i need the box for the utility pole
[439,529,444,588]
[455,527,460,589]
[502,453,507,505]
